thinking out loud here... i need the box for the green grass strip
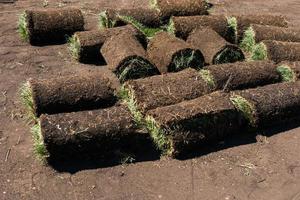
[240,26,256,53]
[67,34,81,60]
[18,11,29,42]
[98,10,116,29]
[31,121,49,162]
[277,65,296,82]
[19,81,37,123]
[199,69,216,88]
[251,42,268,61]
[227,16,238,44]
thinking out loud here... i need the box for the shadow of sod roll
[145,92,247,157]
[187,27,245,65]
[68,25,145,64]
[101,32,159,83]
[18,8,84,45]
[251,40,300,63]
[37,104,150,161]
[19,72,117,121]
[147,32,205,73]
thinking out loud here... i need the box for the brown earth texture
[1,0,300,199]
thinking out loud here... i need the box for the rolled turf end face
[67,34,81,60]
[171,49,204,72]
[251,42,268,61]
[230,94,257,127]
[18,11,29,42]
[31,121,49,162]
[276,65,296,82]
[98,10,116,29]
[199,69,216,88]
[240,26,256,53]
[19,81,36,123]
[214,45,245,64]
[145,116,174,156]
[226,16,238,44]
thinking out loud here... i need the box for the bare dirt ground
[1,0,300,199]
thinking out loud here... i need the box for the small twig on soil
[222,74,233,92]
[16,135,21,145]
[5,148,11,162]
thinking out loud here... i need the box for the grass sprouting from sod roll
[31,121,49,162]
[167,18,175,35]
[214,46,245,64]
[230,94,257,126]
[19,81,36,123]
[98,10,116,29]
[67,35,80,60]
[227,16,238,44]
[240,26,256,53]
[199,69,216,88]
[171,49,202,72]
[277,65,296,82]
[251,42,268,61]
[18,11,29,42]
[149,0,160,11]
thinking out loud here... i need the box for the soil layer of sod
[187,27,244,65]
[39,104,149,160]
[169,15,235,42]
[124,68,214,113]
[26,72,117,117]
[231,81,300,128]
[147,32,204,73]
[19,8,84,45]
[101,32,159,82]
[252,40,300,63]
[69,25,145,64]
[146,92,246,157]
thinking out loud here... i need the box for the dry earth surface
[0,0,300,199]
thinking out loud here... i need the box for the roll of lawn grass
[231,81,300,128]
[240,25,300,53]
[150,0,211,21]
[168,15,237,43]
[251,40,300,63]
[147,32,205,73]
[68,25,145,64]
[101,32,159,83]
[20,72,117,120]
[187,27,245,65]
[37,104,147,161]
[18,8,84,45]
[146,92,246,157]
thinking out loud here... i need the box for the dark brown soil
[147,32,204,73]
[251,24,300,43]
[30,71,117,116]
[187,27,244,65]
[25,8,84,45]
[206,60,280,90]
[263,40,300,63]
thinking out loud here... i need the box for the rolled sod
[18,8,84,45]
[124,68,214,113]
[38,104,147,160]
[101,32,159,83]
[187,27,245,65]
[23,72,117,118]
[231,81,300,128]
[68,25,145,63]
[146,92,245,157]
[147,32,205,73]
[252,40,300,63]
[168,15,236,42]
[151,0,210,20]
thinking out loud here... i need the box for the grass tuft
[240,26,256,53]
[18,11,29,42]
[67,34,81,60]
[98,10,116,29]
[214,46,245,64]
[19,81,37,123]
[230,95,257,126]
[166,18,175,35]
[251,42,267,61]
[31,121,49,162]
[227,16,238,44]
[171,49,202,72]
[277,65,296,82]
[199,69,216,88]
[149,0,160,11]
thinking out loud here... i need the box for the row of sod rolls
[146,81,300,157]
[18,8,84,45]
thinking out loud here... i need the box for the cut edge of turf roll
[199,69,216,88]
[251,42,268,61]
[98,10,116,29]
[240,26,256,53]
[276,65,296,82]
[18,11,29,42]
[67,34,81,60]
[226,16,238,44]
[116,55,159,83]
[31,120,49,162]
[230,94,257,127]
[213,45,245,64]
[19,81,36,123]
[170,49,204,72]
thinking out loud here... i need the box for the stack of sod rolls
[146,81,300,157]
[18,8,84,45]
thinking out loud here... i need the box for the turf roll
[252,40,300,63]
[168,15,236,42]
[147,32,205,73]
[124,68,214,113]
[231,81,300,128]
[101,32,159,82]
[39,104,147,160]
[23,72,117,118]
[18,8,84,45]
[69,25,145,63]
[187,27,245,65]
[146,92,245,157]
